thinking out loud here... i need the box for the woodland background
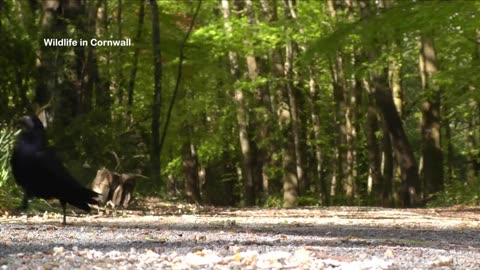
[1,0,480,209]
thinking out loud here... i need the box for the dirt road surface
[1,205,480,269]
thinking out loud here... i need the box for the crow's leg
[17,193,29,210]
[20,195,29,210]
[60,200,67,225]
[14,194,30,222]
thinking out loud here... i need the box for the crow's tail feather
[65,188,102,212]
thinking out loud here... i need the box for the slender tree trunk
[309,74,328,205]
[182,137,202,204]
[72,1,86,116]
[283,0,306,196]
[344,64,358,204]
[272,42,298,208]
[127,0,145,118]
[381,113,394,206]
[243,0,270,202]
[36,0,67,123]
[330,56,348,199]
[258,0,280,201]
[116,0,124,105]
[284,41,305,196]
[389,55,403,117]
[275,58,299,208]
[388,42,403,206]
[221,0,255,206]
[363,80,383,203]
[327,0,351,201]
[465,30,480,185]
[466,103,477,185]
[159,0,201,159]
[419,34,443,198]
[95,0,112,109]
[150,0,162,185]
[373,72,421,207]
[259,0,298,207]
[443,107,453,184]
[77,0,101,115]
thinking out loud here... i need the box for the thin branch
[158,0,203,155]
[110,150,121,171]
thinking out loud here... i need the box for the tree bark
[35,0,67,122]
[330,55,348,199]
[327,0,351,201]
[381,118,394,206]
[221,0,255,206]
[373,72,421,207]
[95,0,112,109]
[363,80,383,203]
[283,0,306,196]
[389,55,403,117]
[127,0,145,118]
[465,30,480,185]
[419,34,443,198]
[116,0,124,105]
[182,138,202,204]
[76,0,101,115]
[263,1,299,208]
[259,0,296,204]
[149,0,162,185]
[309,73,328,205]
[243,0,270,202]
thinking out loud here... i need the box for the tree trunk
[283,0,306,196]
[35,0,67,122]
[271,43,298,208]
[373,73,420,207]
[182,139,202,204]
[149,0,162,185]
[381,112,394,206]
[116,0,124,105]
[419,34,443,198]
[284,42,305,196]
[363,80,383,203]
[309,73,328,205]
[465,30,480,185]
[327,0,351,202]
[466,106,477,185]
[95,0,112,109]
[221,0,255,206]
[389,55,403,117]
[243,0,270,202]
[443,105,453,184]
[75,0,100,115]
[127,0,145,118]
[259,0,298,207]
[330,55,348,200]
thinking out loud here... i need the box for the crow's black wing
[11,138,49,197]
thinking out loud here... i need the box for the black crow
[10,115,101,225]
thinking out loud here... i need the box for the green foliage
[428,181,480,207]
[3,0,480,209]
[297,196,322,207]
[0,126,19,189]
[0,125,21,210]
[263,195,283,208]
[163,156,183,176]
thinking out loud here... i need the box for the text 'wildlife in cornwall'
[43,38,132,47]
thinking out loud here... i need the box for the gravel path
[1,206,480,269]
